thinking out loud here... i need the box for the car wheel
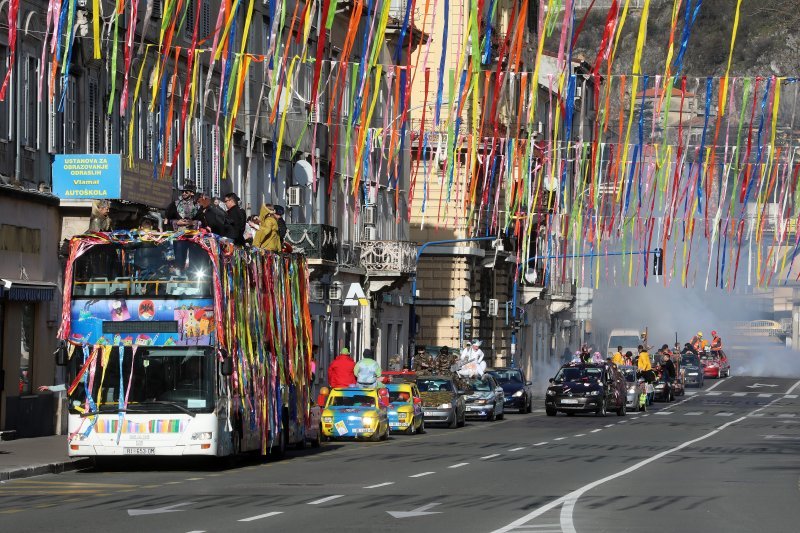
[596,400,607,417]
[380,425,389,441]
[546,407,557,416]
[527,397,533,413]
[617,402,626,416]
[457,410,466,427]
[418,419,425,434]
[488,405,497,422]
[448,413,458,429]
[406,420,416,435]
[497,405,505,420]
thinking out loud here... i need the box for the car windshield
[416,379,453,392]
[330,394,377,407]
[489,370,524,383]
[388,390,412,403]
[554,366,603,382]
[620,368,637,382]
[468,378,492,391]
[609,335,640,348]
[682,353,701,366]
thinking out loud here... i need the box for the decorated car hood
[419,391,455,407]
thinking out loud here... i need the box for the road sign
[453,295,473,320]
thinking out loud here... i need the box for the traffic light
[653,248,663,276]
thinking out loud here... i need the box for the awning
[0,279,58,302]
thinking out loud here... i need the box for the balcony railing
[360,240,417,274]
[285,224,339,262]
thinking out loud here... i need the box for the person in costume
[328,348,356,389]
[354,349,382,388]
[458,340,486,378]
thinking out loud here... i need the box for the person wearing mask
[165,184,198,229]
[88,200,112,232]
[253,204,281,252]
[222,193,246,245]
[637,344,653,381]
[354,349,382,388]
[611,346,625,367]
[710,330,723,354]
[194,193,226,235]
[327,348,356,389]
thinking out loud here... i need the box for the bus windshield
[67,347,215,414]
[72,241,213,298]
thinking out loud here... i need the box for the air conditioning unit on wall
[363,205,376,225]
[363,226,377,241]
[288,186,303,207]
[488,298,499,317]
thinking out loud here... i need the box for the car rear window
[417,379,453,392]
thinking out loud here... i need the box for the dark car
[545,363,627,417]
[416,375,466,428]
[681,352,705,387]
[487,367,534,413]
[463,374,505,421]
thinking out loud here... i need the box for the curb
[0,459,92,482]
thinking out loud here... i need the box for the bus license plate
[124,447,155,455]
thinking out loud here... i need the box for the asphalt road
[2,375,800,532]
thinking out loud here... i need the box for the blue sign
[53,154,122,199]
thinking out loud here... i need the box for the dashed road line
[238,511,283,522]
[481,454,501,460]
[364,482,394,489]
[655,411,673,415]
[509,447,527,452]
[758,394,773,398]
[448,463,470,468]
[715,412,734,417]
[533,441,548,446]
[553,437,566,441]
[604,424,614,428]
[786,394,798,399]
[573,434,586,438]
[685,412,703,416]
[409,472,435,478]
[590,429,602,433]
[706,392,722,396]
[308,495,344,505]
[732,392,747,397]
[778,414,797,418]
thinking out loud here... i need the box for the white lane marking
[307,495,344,505]
[641,414,650,417]
[481,454,501,460]
[732,392,747,397]
[758,394,773,398]
[573,434,586,438]
[533,441,548,446]
[186,478,203,481]
[509,447,527,452]
[511,525,559,529]
[553,437,566,441]
[617,420,627,424]
[590,429,602,433]
[750,413,765,417]
[490,415,748,533]
[364,482,394,489]
[448,463,469,468]
[685,412,703,416]
[786,380,800,395]
[604,424,614,428]
[409,472,435,478]
[786,394,798,399]
[387,503,442,518]
[715,412,734,417]
[655,411,673,415]
[128,502,194,516]
[684,390,698,395]
[186,531,206,533]
[239,511,283,522]
[706,392,722,396]
[704,378,728,392]
[778,414,797,418]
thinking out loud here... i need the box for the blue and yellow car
[321,388,389,441]
[386,383,425,435]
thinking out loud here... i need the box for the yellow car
[386,383,425,434]
[321,388,389,441]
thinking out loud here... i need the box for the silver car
[619,365,646,412]
[464,374,505,421]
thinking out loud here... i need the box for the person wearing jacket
[710,330,723,353]
[88,200,112,232]
[222,193,246,245]
[328,348,356,389]
[354,349,382,388]
[611,346,625,366]
[637,345,653,382]
[253,204,281,252]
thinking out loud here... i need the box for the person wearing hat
[327,347,356,389]
[253,204,281,252]
[691,332,706,353]
[458,339,486,378]
[166,184,198,229]
[222,192,247,245]
[710,330,723,354]
[194,192,227,235]
[274,205,287,245]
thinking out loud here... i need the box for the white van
[607,329,642,358]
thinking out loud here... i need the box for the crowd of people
[86,184,292,252]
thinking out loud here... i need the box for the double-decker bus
[57,231,315,457]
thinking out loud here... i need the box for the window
[19,303,35,395]
[22,56,39,149]
[185,0,211,39]
[48,76,78,154]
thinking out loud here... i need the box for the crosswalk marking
[655,411,674,415]
[732,392,747,397]
[715,412,734,417]
[685,412,703,416]
[777,414,796,418]
[758,393,773,398]
[786,395,798,399]
[706,392,722,396]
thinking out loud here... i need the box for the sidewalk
[0,435,90,481]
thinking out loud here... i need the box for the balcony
[360,240,417,292]
[286,224,339,264]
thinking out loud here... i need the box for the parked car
[320,388,389,441]
[545,362,627,417]
[386,382,425,435]
[618,365,647,412]
[416,375,466,428]
[487,367,534,413]
[681,352,705,387]
[701,351,731,378]
[464,374,505,421]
